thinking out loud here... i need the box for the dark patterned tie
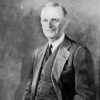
[45,44,52,61]
[40,44,53,75]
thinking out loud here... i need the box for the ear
[63,17,70,29]
[64,17,70,26]
[40,19,42,24]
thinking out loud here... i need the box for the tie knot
[46,44,52,56]
[48,44,52,54]
[44,44,52,61]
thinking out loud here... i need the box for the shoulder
[72,41,88,57]
[63,36,88,57]
[32,43,47,57]
[72,42,87,56]
[67,37,89,61]
[68,37,86,54]
[71,41,91,67]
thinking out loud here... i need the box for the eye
[52,19,59,23]
[42,19,48,22]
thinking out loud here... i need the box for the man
[23,2,95,100]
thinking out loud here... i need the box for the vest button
[41,74,43,77]
[37,87,41,90]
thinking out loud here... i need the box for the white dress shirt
[49,33,65,53]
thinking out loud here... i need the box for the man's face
[41,6,67,40]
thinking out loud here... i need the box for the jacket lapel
[52,46,70,82]
[31,43,48,98]
[34,43,48,76]
[52,36,72,82]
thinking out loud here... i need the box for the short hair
[42,2,67,17]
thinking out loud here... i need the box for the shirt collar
[48,33,65,53]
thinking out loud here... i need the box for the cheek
[56,24,62,32]
[54,23,60,30]
[58,23,65,31]
[41,25,47,32]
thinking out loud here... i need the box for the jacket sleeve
[22,52,36,100]
[73,46,95,100]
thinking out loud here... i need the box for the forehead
[41,7,64,19]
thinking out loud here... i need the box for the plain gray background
[0,0,99,100]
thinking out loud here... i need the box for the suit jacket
[23,35,95,100]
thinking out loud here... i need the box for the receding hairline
[41,2,67,17]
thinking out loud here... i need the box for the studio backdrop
[0,0,99,100]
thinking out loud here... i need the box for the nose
[48,21,53,29]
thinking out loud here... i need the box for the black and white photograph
[0,0,99,100]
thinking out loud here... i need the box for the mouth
[47,30,53,32]
[46,29,56,32]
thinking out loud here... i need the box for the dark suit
[23,35,95,100]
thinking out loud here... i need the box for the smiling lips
[46,29,56,32]
[47,30,54,32]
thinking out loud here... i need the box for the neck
[48,38,55,44]
[48,33,65,44]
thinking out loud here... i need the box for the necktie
[41,44,52,71]
[45,44,52,61]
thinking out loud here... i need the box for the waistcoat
[35,46,59,100]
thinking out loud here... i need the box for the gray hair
[43,2,67,17]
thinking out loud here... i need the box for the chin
[47,34,56,38]
[46,36,55,39]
